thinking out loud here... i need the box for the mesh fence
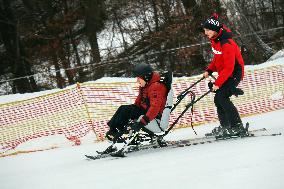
[0,64,283,154]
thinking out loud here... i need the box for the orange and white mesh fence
[0,63,283,155]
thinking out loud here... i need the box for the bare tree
[221,0,275,63]
[82,0,107,79]
[0,0,38,93]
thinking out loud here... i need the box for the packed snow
[0,109,283,189]
[0,51,283,189]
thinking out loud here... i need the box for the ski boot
[157,136,167,147]
[228,123,249,137]
[105,130,125,143]
[105,130,114,141]
[148,136,167,147]
[215,127,231,139]
[206,125,230,139]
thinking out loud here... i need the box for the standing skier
[202,13,246,137]
[105,63,168,141]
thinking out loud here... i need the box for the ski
[85,128,281,160]
[85,131,140,160]
[85,154,110,160]
[168,127,281,147]
[95,145,117,155]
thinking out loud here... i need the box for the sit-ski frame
[96,76,214,157]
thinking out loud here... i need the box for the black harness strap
[189,93,197,135]
[155,118,164,132]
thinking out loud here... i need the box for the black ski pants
[107,104,146,134]
[214,77,242,128]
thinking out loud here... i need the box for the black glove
[208,81,214,91]
[130,121,143,132]
[206,69,213,76]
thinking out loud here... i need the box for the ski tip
[96,151,105,155]
[272,133,282,136]
[85,155,94,160]
[85,154,102,160]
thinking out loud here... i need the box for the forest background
[0,0,283,95]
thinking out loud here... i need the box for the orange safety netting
[0,65,283,153]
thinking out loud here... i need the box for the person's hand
[203,71,209,78]
[212,85,219,91]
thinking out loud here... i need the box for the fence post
[76,82,100,140]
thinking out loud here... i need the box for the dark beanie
[203,13,222,32]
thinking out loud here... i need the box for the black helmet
[133,63,153,82]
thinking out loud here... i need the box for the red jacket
[207,28,244,87]
[134,72,167,124]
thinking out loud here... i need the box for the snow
[0,109,284,189]
[245,53,283,70]
[268,49,284,61]
[0,50,283,189]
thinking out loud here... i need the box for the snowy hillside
[0,109,283,189]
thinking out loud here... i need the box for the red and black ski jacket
[134,72,167,125]
[206,27,245,88]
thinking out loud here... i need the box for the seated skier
[105,63,168,142]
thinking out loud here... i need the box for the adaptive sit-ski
[86,72,214,159]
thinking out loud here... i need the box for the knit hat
[203,13,222,33]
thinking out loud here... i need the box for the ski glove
[130,122,144,132]
[208,81,214,92]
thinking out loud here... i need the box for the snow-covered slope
[0,109,283,189]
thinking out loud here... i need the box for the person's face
[204,28,218,39]
[137,77,146,87]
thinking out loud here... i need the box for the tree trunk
[270,0,278,27]
[70,32,86,82]
[181,0,197,15]
[221,0,275,61]
[151,0,160,32]
[0,0,38,93]
[113,9,128,49]
[52,54,65,89]
[83,0,106,79]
